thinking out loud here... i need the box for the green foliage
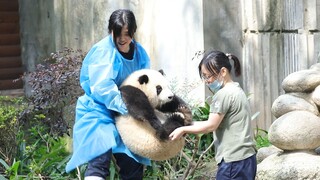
[0,96,26,177]
[192,101,210,121]
[0,158,20,179]
[254,128,271,149]
[5,160,20,179]
[0,124,79,179]
[144,135,215,179]
[191,98,214,156]
[18,125,73,178]
[20,47,85,136]
[0,96,24,127]
[0,48,86,179]
[144,101,216,179]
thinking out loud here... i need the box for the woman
[169,50,257,179]
[66,9,151,180]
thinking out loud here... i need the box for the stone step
[0,34,20,45]
[0,78,23,90]
[0,1,19,12]
[0,67,23,80]
[0,45,20,56]
[0,56,22,68]
[0,23,19,34]
[0,12,19,23]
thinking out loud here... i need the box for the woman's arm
[169,112,224,140]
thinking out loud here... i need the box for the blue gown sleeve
[80,39,128,115]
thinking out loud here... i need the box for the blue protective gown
[65,35,151,173]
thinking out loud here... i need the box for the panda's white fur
[115,69,192,161]
[116,115,185,160]
[121,69,174,109]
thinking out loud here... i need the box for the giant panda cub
[115,69,193,160]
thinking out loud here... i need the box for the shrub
[0,48,86,179]
[20,47,85,136]
[0,96,25,175]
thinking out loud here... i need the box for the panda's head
[121,69,174,108]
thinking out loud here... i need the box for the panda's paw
[177,106,193,125]
[172,112,185,119]
[178,105,191,113]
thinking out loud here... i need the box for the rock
[260,63,320,180]
[268,111,320,150]
[257,151,320,180]
[282,69,320,93]
[256,145,283,163]
[310,63,320,71]
[312,85,320,107]
[271,93,319,118]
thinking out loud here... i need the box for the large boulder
[312,85,320,107]
[256,145,283,163]
[257,151,320,180]
[310,63,320,71]
[259,63,320,179]
[271,93,319,118]
[282,69,320,93]
[268,110,320,150]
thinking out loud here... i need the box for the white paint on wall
[136,0,205,104]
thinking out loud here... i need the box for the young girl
[66,9,151,180]
[169,50,257,179]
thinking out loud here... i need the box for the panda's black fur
[119,70,192,141]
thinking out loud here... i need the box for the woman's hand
[169,127,185,141]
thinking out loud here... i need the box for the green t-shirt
[210,82,256,164]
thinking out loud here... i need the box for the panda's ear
[159,69,166,76]
[138,74,149,84]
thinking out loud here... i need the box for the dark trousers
[84,150,144,180]
[216,154,257,180]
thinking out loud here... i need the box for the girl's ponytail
[227,53,241,77]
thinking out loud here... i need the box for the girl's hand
[169,127,185,141]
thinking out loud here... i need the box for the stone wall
[242,0,320,130]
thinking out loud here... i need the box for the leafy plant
[2,122,79,179]
[0,158,9,179]
[0,96,26,176]
[254,128,271,149]
[0,158,21,179]
[10,47,87,179]
[20,47,85,136]
[0,48,86,179]
[180,101,215,179]
[192,101,210,121]
[143,101,216,179]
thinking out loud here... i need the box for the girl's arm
[169,112,224,140]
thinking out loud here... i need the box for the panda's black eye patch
[138,75,149,84]
[156,85,162,95]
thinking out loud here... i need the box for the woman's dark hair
[198,50,241,78]
[108,9,137,40]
